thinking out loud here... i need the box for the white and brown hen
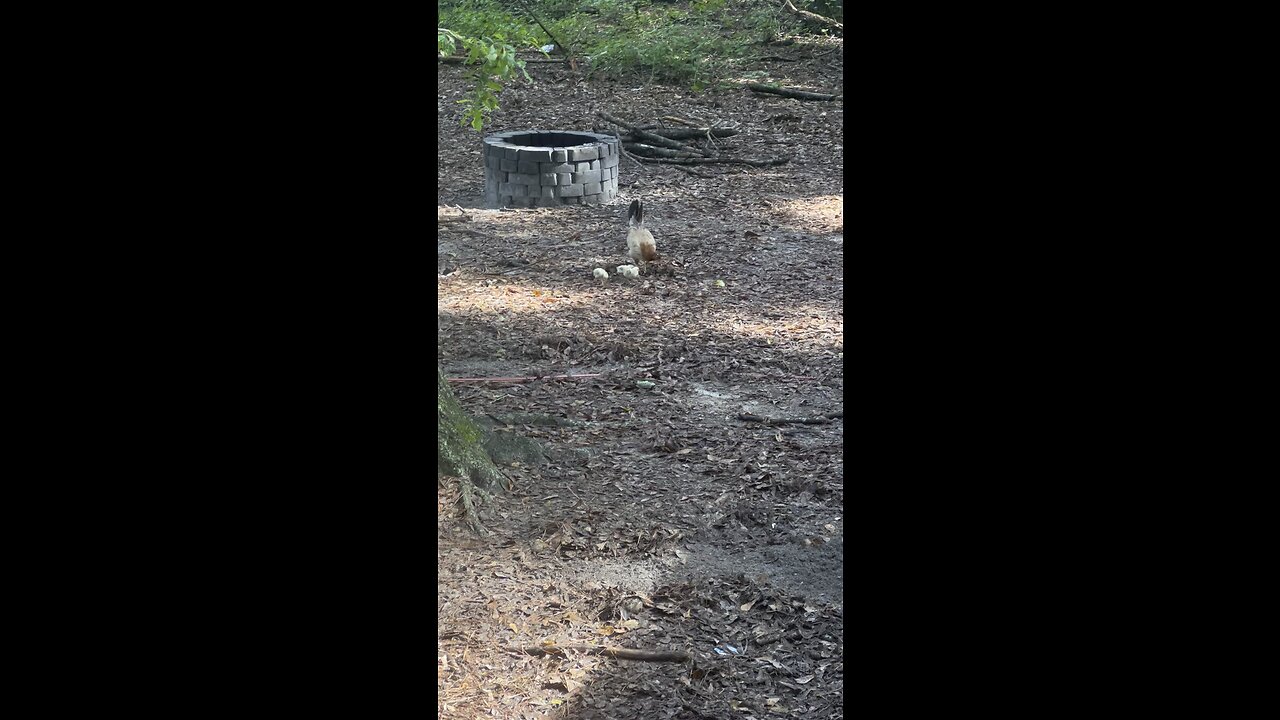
[626,199,658,271]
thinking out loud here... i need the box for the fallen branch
[634,156,791,167]
[660,116,698,126]
[598,111,710,156]
[448,373,602,384]
[748,82,840,101]
[625,142,704,159]
[738,411,843,425]
[611,127,646,171]
[620,127,740,141]
[782,0,844,36]
[513,645,690,663]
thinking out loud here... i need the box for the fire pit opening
[482,130,620,208]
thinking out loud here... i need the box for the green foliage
[437,0,823,127]
[439,0,543,49]
[438,26,531,132]
[587,22,749,88]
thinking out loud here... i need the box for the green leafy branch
[438,28,531,132]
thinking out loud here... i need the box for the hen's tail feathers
[628,199,644,228]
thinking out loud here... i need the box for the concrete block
[568,145,599,162]
[517,160,540,174]
[551,149,568,162]
[583,181,602,195]
[572,169,602,184]
[501,159,518,172]
[521,148,553,163]
[556,184,584,197]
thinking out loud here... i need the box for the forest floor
[437,31,844,720]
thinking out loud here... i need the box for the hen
[626,199,658,270]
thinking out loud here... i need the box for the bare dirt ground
[438,34,843,720]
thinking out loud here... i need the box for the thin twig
[670,165,713,179]
[449,374,602,384]
[633,156,790,167]
[738,411,843,425]
[512,645,690,663]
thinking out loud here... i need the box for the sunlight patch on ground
[439,281,608,316]
[773,193,843,230]
[708,302,843,348]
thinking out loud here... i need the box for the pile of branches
[593,111,788,168]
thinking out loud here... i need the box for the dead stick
[514,645,690,663]
[625,142,703,159]
[449,374,602,384]
[660,116,698,126]
[634,156,790,167]
[738,411,843,424]
[597,112,710,156]
[747,82,840,101]
[622,127,740,141]
[611,127,646,171]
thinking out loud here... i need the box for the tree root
[458,478,492,535]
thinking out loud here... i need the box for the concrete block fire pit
[482,130,621,208]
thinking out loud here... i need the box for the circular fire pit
[482,130,620,208]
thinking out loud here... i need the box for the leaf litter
[439,30,843,720]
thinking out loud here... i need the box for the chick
[593,267,609,285]
[616,264,640,279]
